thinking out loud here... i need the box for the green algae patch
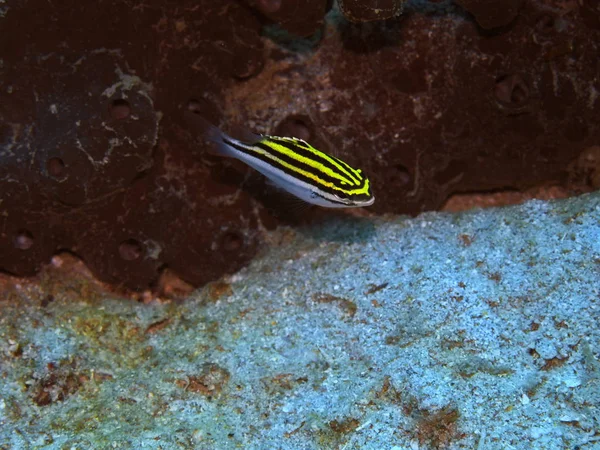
[71,312,151,370]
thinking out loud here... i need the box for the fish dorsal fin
[228,123,263,145]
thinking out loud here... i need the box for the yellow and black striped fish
[190,115,374,208]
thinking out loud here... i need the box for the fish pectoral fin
[263,185,312,216]
[264,177,290,193]
[258,177,311,211]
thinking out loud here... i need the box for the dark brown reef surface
[1,0,598,290]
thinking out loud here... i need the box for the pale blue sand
[1,192,599,449]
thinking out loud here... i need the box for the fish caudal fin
[184,110,237,158]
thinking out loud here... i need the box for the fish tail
[184,110,236,158]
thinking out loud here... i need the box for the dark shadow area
[261,23,325,54]
[296,212,378,244]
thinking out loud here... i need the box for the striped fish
[189,114,374,208]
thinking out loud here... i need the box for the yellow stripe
[266,137,362,186]
[250,144,371,197]
[336,158,364,181]
[262,138,355,186]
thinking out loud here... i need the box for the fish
[187,113,375,208]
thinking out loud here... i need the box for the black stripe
[224,137,370,198]
[266,137,363,187]
[255,142,372,194]
[251,142,354,193]
[335,156,363,181]
[225,138,342,196]
[312,190,349,205]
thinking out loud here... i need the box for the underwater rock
[0,0,598,290]
[0,192,599,448]
[454,0,523,29]
[338,0,404,22]
[244,0,329,36]
[0,0,265,289]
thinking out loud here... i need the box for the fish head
[328,173,375,208]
